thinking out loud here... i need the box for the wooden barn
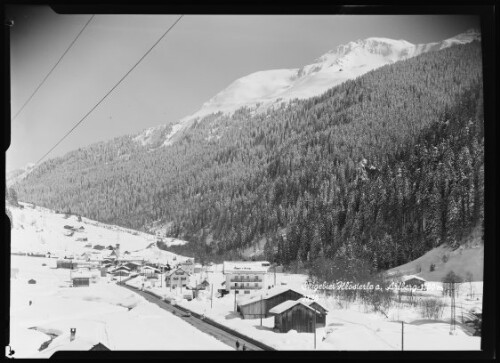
[297,297,328,325]
[269,300,322,333]
[237,287,304,319]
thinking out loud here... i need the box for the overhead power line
[12,15,95,121]
[35,14,184,166]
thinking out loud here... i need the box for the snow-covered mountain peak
[133,29,480,147]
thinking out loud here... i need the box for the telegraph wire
[35,15,184,166]
[12,15,95,121]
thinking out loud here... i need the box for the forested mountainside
[15,41,484,271]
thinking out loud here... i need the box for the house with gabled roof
[165,267,191,289]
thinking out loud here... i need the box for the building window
[254,283,258,287]
[244,291,250,294]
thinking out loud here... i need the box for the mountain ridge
[144,28,480,146]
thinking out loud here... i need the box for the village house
[269,300,323,333]
[140,265,161,278]
[223,261,271,295]
[112,265,130,277]
[120,261,142,272]
[178,259,195,274]
[237,287,305,319]
[165,267,191,289]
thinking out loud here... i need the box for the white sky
[6,6,479,171]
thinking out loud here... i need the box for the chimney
[115,244,120,259]
[70,328,76,342]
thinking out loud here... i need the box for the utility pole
[234,289,237,312]
[401,321,404,351]
[274,265,276,287]
[260,294,263,326]
[211,284,213,309]
[314,313,317,349]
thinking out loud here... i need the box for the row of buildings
[55,243,330,334]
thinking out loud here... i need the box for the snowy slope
[386,227,484,282]
[7,162,36,187]
[8,202,189,264]
[130,29,480,147]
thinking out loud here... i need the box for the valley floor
[126,267,482,351]
[9,255,231,358]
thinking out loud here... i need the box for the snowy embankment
[126,269,481,351]
[9,255,231,357]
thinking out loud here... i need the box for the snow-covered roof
[113,265,130,271]
[238,287,304,307]
[402,275,426,282]
[141,265,159,271]
[71,270,91,279]
[166,267,191,277]
[269,300,318,315]
[297,297,328,312]
[37,337,103,357]
[223,261,269,274]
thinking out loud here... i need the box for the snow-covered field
[9,255,231,357]
[127,268,482,351]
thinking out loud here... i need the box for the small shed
[402,275,427,289]
[195,279,210,291]
[237,287,305,319]
[269,300,322,333]
[71,271,90,287]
